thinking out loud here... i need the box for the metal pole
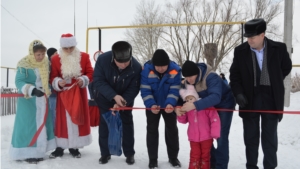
[283,0,293,107]
[74,0,76,36]
[241,23,244,44]
[98,28,102,51]
[6,68,9,87]
[87,0,88,29]
[85,21,246,53]
[86,28,89,53]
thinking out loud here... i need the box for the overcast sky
[1,0,300,87]
[1,0,146,67]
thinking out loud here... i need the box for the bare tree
[124,0,165,64]
[245,0,283,40]
[126,0,283,69]
[160,0,200,66]
[162,0,282,69]
[196,0,244,70]
[160,0,245,69]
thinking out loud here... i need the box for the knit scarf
[251,39,271,87]
[16,40,51,96]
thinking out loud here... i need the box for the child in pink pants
[177,84,221,169]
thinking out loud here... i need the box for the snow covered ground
[1,92,300,169]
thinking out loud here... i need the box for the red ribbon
[2,94,299,115]
[110,106,300,115]
[1,93,24,98]
[28,94,49,147]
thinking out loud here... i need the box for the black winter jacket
[91,51,142,113]
[230,37,292,121]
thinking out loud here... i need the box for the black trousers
[98,110,135,157]
[242,113,278,169]
[146,110,179,160]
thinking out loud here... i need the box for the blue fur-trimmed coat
[10,68,56,160]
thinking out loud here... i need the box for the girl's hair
[33,45,47,53]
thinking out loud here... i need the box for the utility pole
[87,0,88,29]
[283,0,293,107]
[74,0,76,36]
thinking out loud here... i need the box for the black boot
[49,147,64,158]
[169,158,181,168]
[69,148,81,158]
[99,155,111,164]
[126,155,135,165]
[149,159,158,169]
[25,158,39,164]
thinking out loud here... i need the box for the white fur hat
[60,33,77,47]
[179,84,199,100]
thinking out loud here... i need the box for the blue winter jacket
[186,63,235,110]
[92,51,142,113]
[140,61,181,108]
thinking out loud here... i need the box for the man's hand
[114,95,126,107]
[151,105,160,114]
[175,107,186,116]
[181,102,196,112]
[77,78,83,87]
[111,104,120,116]
[236,94,248,108]
[165,104,174,113]
[58,80,66,87]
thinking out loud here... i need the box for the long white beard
[59,48,82,79]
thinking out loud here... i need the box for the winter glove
[236,94,248,108]
[31,88,45,97]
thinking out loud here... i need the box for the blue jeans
[49,96,57,130]
[211,110,233,169]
